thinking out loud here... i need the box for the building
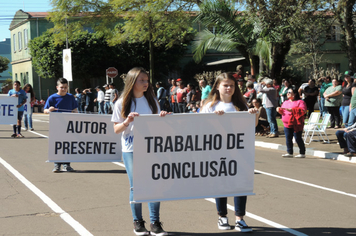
[9,10,54,99]
[0,38,12,90]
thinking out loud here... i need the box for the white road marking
[255,169,356,198]
[0,157,93,236]
[112,162,308,236]
[32,119,49,123]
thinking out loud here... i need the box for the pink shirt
[280,99,307,127]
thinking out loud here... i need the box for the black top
[342,84,353,106]
[304,86,318,101]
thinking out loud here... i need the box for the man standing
[95,86,105,114]
[104,84,111,114]
[8,81,27,138]
[258,78,279,138]
[109,83,119,112]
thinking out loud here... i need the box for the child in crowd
[8,81,27,138]
[201,72,257,233]
[23,84,36,131]
[111,67,169,236]
[44,78,78,173]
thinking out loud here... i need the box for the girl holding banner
[201,72,257,233]
[112,67,169,236]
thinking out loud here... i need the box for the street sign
[106,67,118,78]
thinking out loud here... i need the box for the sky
[0,0,52,41]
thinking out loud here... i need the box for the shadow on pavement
[168,227,356,235]
[73,169,127,174]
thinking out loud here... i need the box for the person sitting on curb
[335,122,356,155]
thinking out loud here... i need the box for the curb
[255,141,356,164]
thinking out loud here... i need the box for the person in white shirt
[111,67,169,236]
[201,72,258,233]
[95,86,105,114]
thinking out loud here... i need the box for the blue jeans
[178,102,186,113]
[348,108,356,126]
[266,107,278,134]
[122,152,160,223]
[77,101,82,113]
[24,108,33,129]
[341,106,350,127]
[319,97,326,117]
[98,101,105,114]
[216,196,247,217]
[336,130,348,149]
[104,101,111,114]
[159,99,166,111]
[284,127,305,155]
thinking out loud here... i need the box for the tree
[193,0,258,75]
[289,12,335,79]
[332,0,356,71]
[243,0,329,79]
[28,31,188,88]
[49,0,196,82]
[0,56,10,73]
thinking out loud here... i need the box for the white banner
[48,113,122,162]
[63,49,73,81]
[133,112,255,203]
[23,93,31,115]
[0,95,18,125]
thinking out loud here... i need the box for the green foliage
[288,10,335,79]
[28,30,188,87]
[193,0,257,71]
[49,0,196,82]
[0,56,10,73]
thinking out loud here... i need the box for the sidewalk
[255,125,356,164]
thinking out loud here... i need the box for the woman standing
[112,67,169,236]
[341,71,353,127]
[324,78,343,128]
[201,72,257,233]
[279,79,293,105]
[277,88,307,158]
[23,84,35,131]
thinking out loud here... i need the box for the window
[24,29,28,48]
[13,34,16,52]
[18,32,22,50]
[326,26,341,41]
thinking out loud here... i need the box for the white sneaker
[235,219,252,232]
[218,217,231,230]
[295,154,306,158]
[282,153,293,158]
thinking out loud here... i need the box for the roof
[206,57,245,66]
[9,10,49,30]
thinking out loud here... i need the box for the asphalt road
[1,114,355,236]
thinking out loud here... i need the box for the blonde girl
[111,67,169,236]
[201,72,257,232]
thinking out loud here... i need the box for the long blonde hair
[205,72,247,111]
[120,67,158,118]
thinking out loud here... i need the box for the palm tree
[193,0,258,75]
